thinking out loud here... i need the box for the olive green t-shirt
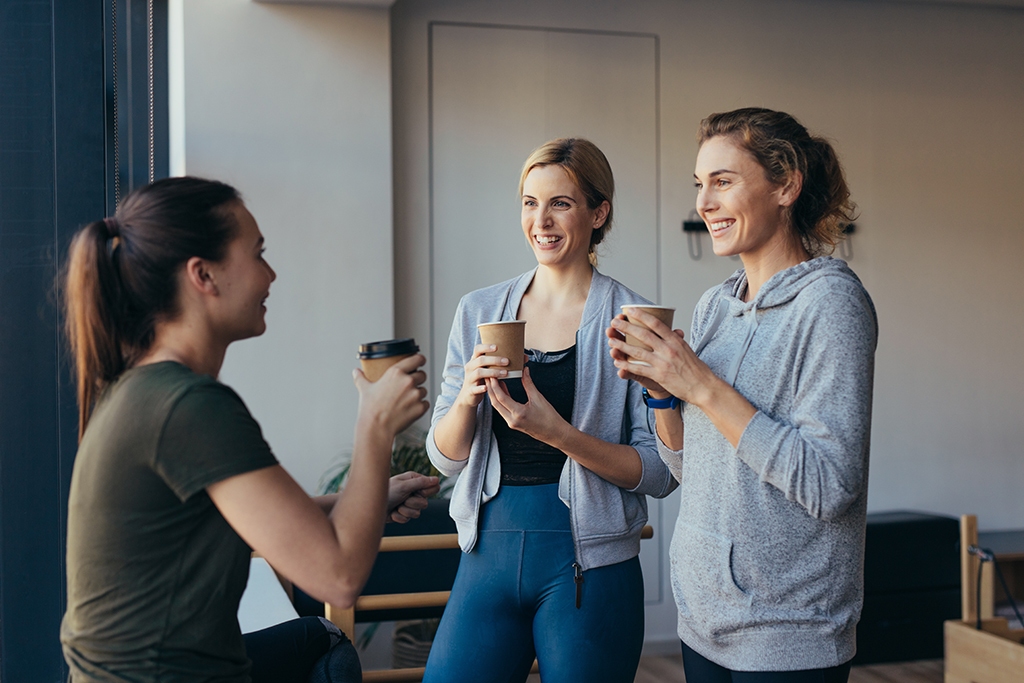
[61,362,278,682]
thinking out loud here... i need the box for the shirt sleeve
[155,382,278,501]
[733,286,877,521]
[426,295,475,477]
[624,377,678,497]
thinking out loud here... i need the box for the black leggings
[244,616,361,683]
[681,640,851,683]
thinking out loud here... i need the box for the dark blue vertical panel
[0,0,106,679]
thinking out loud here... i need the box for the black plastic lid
[358,338,419,360]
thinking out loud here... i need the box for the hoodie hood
[725,256,868,311]
[694,257,877,387]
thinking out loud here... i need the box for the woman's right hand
[605,314,674,396]
[456,344,510,408]
[353,353,430,437]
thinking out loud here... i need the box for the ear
[182,256,219,297]
[593,200,611,230]
[777,171,803,208]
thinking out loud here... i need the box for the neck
[134,315,229,379]
[739,230,809,301]
[529,258,593,308]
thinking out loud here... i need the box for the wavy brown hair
[698,108,856,257]
[519,138,614,265]
[62,177,240,439]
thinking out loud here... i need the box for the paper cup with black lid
[477,321,526,379]
[358,338,420,382]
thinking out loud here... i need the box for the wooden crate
[943,515,1024,683]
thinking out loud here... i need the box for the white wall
[181,0,394,492]
[392,0,1024,649]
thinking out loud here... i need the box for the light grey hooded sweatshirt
[660,257,877,671]
[427,267,678,571]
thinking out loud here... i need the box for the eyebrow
[523,194,577,203]
[694,169,737,179]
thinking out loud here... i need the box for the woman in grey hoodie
[609,108,877,682]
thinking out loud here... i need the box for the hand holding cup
[609,307,717,407]
[456,320,527,409]
[353,352,429,436]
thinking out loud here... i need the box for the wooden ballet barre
[355,590,450,612]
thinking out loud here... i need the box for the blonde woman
[423,139,676,683]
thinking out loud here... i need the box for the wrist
[690,374,725,411]
[643,387,680,410]
[355,411,396,449]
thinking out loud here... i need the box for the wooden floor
[526,656,944,682]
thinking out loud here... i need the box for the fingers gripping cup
[477,321,527,379]
[358,338,420,382]
[620,305,675,366]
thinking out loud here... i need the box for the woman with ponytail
[60,177,437,683]
[608,108,877,682]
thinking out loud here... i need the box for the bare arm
[313,471,440,523]
[208,355,429,608]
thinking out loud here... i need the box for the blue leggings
[422,483,645,683]
[681,640,851,683]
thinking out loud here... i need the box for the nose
[696,185,715,217]
[266,261,277,283]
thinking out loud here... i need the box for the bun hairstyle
[519,138,614,265]
[697,107,857,257]
[62,177,241,439]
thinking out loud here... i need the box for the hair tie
[103,216,120,236]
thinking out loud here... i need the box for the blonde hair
[698,108,857,257]
[519,138,614,265]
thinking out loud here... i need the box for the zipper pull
[573,562,583,609]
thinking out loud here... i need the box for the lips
[534,234,563,247]
[708,219,735,236]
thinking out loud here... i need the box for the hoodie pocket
[671,521,752,637]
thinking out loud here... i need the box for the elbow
[811,489,861,522]
[322,576,363,610]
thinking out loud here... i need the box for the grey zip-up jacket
[427,267,677,570]
[661,257,877,671]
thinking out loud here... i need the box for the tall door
[430,23,663,602]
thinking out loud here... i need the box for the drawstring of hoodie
[724,304,758,387]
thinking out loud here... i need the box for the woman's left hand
[386,471,441,523]
[486,367,569,447]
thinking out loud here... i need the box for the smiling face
[207,202,276,343]
[521,164,608,270]
[693,135,801,260]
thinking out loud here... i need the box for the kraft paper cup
[620,305,675,366]
[358,338,420,382]
[477,321,526,379]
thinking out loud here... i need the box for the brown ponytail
[62,177,241,440]
[697,108,857,257]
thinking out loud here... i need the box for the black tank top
[491,345,577,486]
